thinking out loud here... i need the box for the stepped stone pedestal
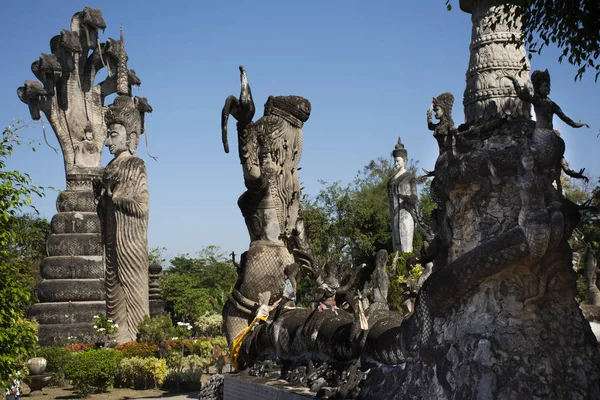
[29,170,105,345]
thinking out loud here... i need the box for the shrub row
[114,357,167,389]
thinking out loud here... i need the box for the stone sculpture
[584,249,600,306]
[149,263,166,317]
[387,137,418,253]
[220,66,311,344]
[426,92,457,270]
[461,0,532,124]
[508,69,589,191]
[19,8,144,344]
[226,2,600,398]
[96,57,152,343]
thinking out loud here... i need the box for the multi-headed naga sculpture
[19,8,150,344]
[220,66,311,344]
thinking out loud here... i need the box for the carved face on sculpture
[106,123,128,156]
[521,153,534,171]
[531,69,551,98]
[433,105,444,120]
[539,82,550,97]
[394,156,406,171]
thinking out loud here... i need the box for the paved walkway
[132,392,198,399]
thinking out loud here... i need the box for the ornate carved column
[461,0,532,124]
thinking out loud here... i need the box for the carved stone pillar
[461,0,532,124]
[149,263,165,317]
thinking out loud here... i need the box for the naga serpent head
[221,65,256,153]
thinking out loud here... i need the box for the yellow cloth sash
[230,314,268,371]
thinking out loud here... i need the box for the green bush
[64,349,122,397]
[115,357,167,390]
[137,315,176,356]
[162,369,202,392]
[36,346,72,386]
[183,354,210,372]
[165,350,184,372]
[195,312,223,337]
[189,339,214,358]
[144,357,168,388]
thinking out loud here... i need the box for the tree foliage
[300,157,433,305]
[562,175,600,303]
[302,158,396,269]
[4,214,51,303]
[159,246,236,324]
[446,0,600,81]
[0,122,45,388]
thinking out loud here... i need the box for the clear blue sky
[2,1,598,262]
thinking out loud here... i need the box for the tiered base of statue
[232,119,600,399]
[29,169,105,345]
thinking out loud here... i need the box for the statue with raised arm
[387,137,418,253]
[427,92,456,156]
[96,45,152,343]
[508,70,589,189]
[220,66,311,344]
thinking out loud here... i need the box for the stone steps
[47,233,102,256]
[51,211,101,234]
[56,190,97,212]
[29,301,106,325]
[40,255,103,279]
[37,322,98,346]
[36,279,105,302]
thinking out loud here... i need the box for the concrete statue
[19,8,146,344]
[220,66,311,344]
[387,137,418,253]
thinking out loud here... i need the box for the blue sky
[2,1,598,262]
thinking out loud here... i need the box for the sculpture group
[18,2,600,399]
[217,1,600,398]
[19,8,152,344]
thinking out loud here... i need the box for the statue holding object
[220,66,311,344]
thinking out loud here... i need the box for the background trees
[0,122,45,388]
[159,246,236,326]
[300,157,433,307]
